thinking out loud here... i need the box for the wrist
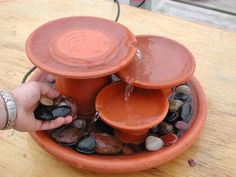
[0,90,17,130]
[0,95,7,129]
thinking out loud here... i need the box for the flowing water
[124,83,134,101]
[86,111,100,134]
[136,48,142,60]
[124,49,142,101]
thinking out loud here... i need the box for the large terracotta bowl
[29,70,207,173]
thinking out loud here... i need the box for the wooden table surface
[0,0,235,177]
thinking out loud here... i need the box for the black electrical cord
[114,0,120,22]
[137,0,146,7]
[21,66,36,84]
[21,0,121,84]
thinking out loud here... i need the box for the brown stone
[91,132,122,154]
[122,145,134,155]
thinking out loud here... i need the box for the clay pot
[96,81,169,144]
[25,16,137,114]
[56,76,110,114]
[117,35,196,89]
[29,71,207,173]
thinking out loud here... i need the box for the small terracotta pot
[29,71,207,173]
[95,81,169,144]
[56,76,111,115]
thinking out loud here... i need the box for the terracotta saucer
[26,16,137,79]
[118,35,196,89]
[95,81,169,144]
[96,81,168,131]
[29,70,207,173]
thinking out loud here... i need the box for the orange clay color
[25,16,137,114]
[96,81,169,144]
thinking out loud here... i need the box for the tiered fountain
[26,16,207,173]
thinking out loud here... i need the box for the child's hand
[11,81,73,132]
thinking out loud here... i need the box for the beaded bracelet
[0,91,17,129]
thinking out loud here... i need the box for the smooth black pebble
[181,103,192,122]
[52,106,71,118]
[34,104,53,121]
[164,111,180,125]
[76,136,96,154]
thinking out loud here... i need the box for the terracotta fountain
[26,16,137,115]
[26,16,207,173]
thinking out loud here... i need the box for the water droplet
[87,111,100,134]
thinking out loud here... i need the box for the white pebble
[145,136,164,151]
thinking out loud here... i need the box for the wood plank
[0,0,236,177]
[171,0,236,15]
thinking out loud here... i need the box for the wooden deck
[121,0,236,31]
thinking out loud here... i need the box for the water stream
[136,48,142,60]
[124,83,134,101]
[86,111,100,134]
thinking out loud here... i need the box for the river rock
[174,93,190,102]
[145,136,164,151]
[72,119,87,129]
[169,99,183,112]
[76,136,96,154]
[175,121,189,130]
[157,122,174,135]
[51,126,83,146]
[176,85,191,95]
[34,104,53,121]
[181,103,192,122]
[122,145,134,155]
[162,133,178,145]
[52,106,71,118]
[164,111,180,124]
[91,132,122,154]
[40,96,54,106]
